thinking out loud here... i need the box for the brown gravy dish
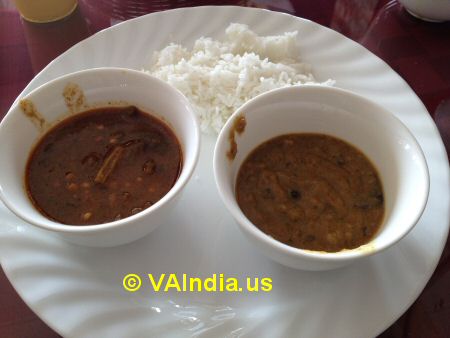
[26,106,182,225]
[236,133,384,252]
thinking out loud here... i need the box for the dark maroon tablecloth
[1,1,449,337]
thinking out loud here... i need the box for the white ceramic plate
[1,6,449,338]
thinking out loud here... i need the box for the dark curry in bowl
[26,105,182,225]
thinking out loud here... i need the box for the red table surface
[0,0,449,337]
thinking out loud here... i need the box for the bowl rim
[0,67,200,233]
[213,84,430,262]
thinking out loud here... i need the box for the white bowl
[0,68,200,247]
[399,0,450,22]
[213,85,429,271]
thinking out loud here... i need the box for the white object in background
[398,0,450,22]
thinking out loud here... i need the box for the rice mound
[145,23,334,133]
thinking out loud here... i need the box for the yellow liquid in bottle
[14,0,78,23]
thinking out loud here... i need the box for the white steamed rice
[144,23,334,133]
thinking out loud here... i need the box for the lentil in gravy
[236,133,384,252]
